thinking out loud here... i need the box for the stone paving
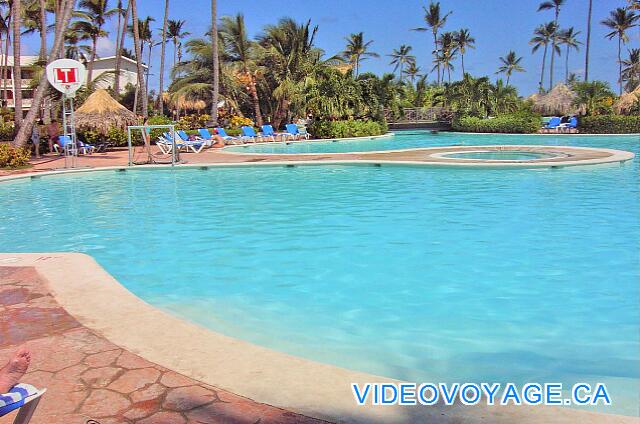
[0,142,629,177]
[0,266,327,424]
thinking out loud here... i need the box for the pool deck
[0,254,637,424]
[0,142,635,178]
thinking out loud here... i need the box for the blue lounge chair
[241,126,268,143]
[0,383,46,424]
[198,128,216,140]
[261,125,289,142]
[560,116,578,129]
[53,136,94,155]
[544,117,562,129]
[215,128,242,145]
[285,124,310,140]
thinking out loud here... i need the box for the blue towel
[0,383,39,416]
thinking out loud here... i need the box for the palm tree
[210,0,219,125]
[621,48,640,92]
[129,0,147,118]
[12,0,74,147]
[167,19,189,68]
[12,0,21,126]
[158,0,169,113]
[530,22,558,92]
[453,28,475,75]
[436,31,457,82]
[38,0,45,59]
[558,27,582,84]
[573,80,615,115]
[388,45,415,82]
[497,51,525,86]
[413,1,451,85]
[601,7,639,95]
[341,32,379,77]
[403,62,422,84]
[75,0,117,84]
[0,4,10,107]
[537,0,564,89]
[114,0,128,95]
[585,0,593,81]
[220,13,263,125]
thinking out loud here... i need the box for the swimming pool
[1,132,638,415]
[440,150,559,161]
[224,131,635,155]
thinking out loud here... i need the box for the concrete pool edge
[0,253,637,424]
[0,145,634,184]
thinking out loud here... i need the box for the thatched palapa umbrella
[530,84,579,116]
[613,86,640,115]
[75,89,137,134]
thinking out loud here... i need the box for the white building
[0,54,147,114]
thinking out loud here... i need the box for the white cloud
[96,37,116,57]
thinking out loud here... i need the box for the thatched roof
[75,89,137,134]
[530,84,579,116]
[613,86,640,115]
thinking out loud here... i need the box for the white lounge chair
[0,384,46,424]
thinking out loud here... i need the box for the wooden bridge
[385,107,453,131]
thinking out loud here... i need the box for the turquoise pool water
[442,151,557,161]
[1,132,638,415]
[225,131,626,154]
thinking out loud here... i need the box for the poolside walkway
[0,142,632,177]
[0,266,327,424]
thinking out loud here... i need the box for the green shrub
[176,114,211,130]
[452,114,541,134]
[0,123,15,141]
[578,115,640,134]
[0,143,30,168]
[106,128,129,146]
[308,120,388,139]
[147,115,173,142]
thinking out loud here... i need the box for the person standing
[46,120,59,152]
[31,120,42,158]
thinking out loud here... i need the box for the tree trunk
[433,31,440,85]
[87,37,97,84]
[12,0,22,127]
[540,45,548,92]
[506,74,511,87]
[114,0,131,95]
[461,53,465,75]
[565,46,570,83]
[549,10,559,91]
[130,0,148,119]
[113,1,122,93]
[12,0,74,147]
[618,37,622,95]
[39,0,46,59]
[158,0,169,114]
[246,67,262,126]
[0,33,5,108]
[584,0,592,82]
[210,0,219,125]
[2,30,10,108]
[173,39,177,69]
[145,42,152,102]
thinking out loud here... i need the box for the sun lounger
[285,124,310,140]
[544,117,562,129]
[241,126,268,143]
[215,128,242,145]
[53,136,94,155]
[0,383,46,424]
[261,125,289,142]
[559,116,578,129]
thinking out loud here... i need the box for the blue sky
[21,0,640,95]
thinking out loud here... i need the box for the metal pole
[171,125,176,166]
[127,127,132,166]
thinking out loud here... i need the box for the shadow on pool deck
[0,266,328,424]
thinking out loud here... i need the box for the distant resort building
[0,54,146,115]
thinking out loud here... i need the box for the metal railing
[385,107,452,124]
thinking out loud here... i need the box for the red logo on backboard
[54,68,78,84]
